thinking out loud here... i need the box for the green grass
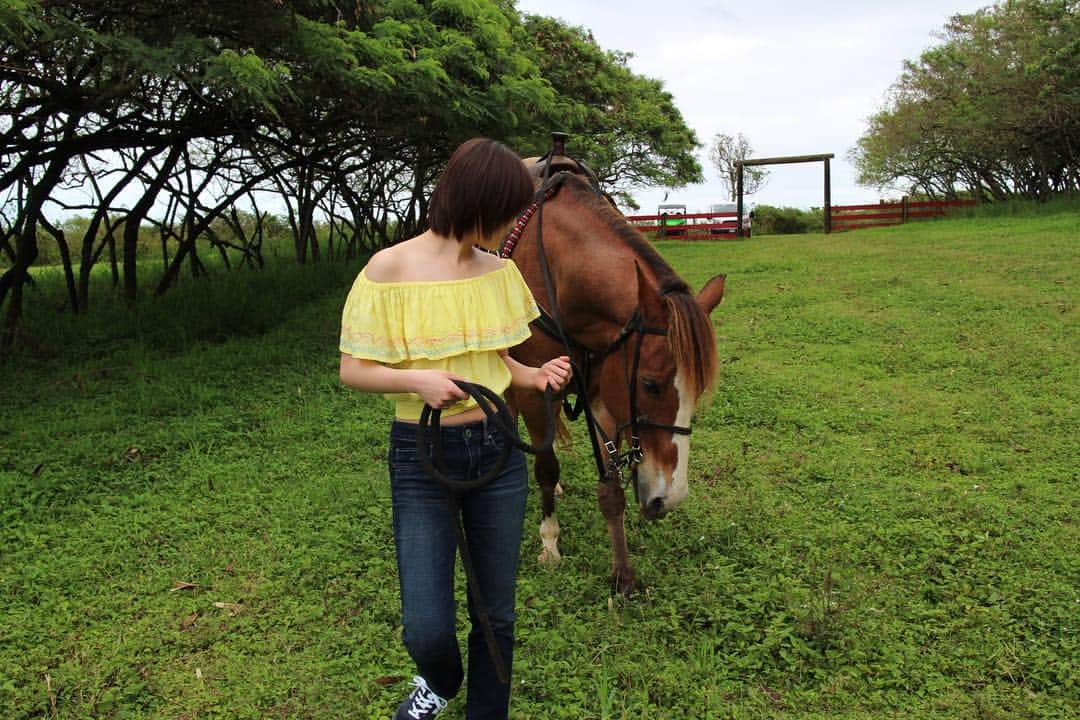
[1,210,1077,719]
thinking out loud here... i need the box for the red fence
[626,197,975,239]
[831,197,976,232]
[625,210,745,239]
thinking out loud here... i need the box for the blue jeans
[389,419,528,720]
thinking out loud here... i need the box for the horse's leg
[597,477,635,596]
[589,402,635,595]
[510,388,563,565]
[535,448,561,564]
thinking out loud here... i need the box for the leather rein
[414,380,556,686]
[498,156,692,491]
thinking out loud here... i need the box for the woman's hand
[413,370,470,409]
[535,355,572,393]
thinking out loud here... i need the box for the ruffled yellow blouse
[339,260,540,420]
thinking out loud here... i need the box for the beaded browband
[498,185,561,259]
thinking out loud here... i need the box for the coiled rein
[412,379,556,685]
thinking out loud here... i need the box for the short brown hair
[427,138,534,241]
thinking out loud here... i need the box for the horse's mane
[560,175,718,399]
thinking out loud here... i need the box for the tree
[710,132,768,201]
[851,0,1080,200]
[516,16,702,208]
[0,0,702,353]
[0,0,555,344]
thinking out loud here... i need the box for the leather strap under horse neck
[499,164,692,487]
[520,169,615,483]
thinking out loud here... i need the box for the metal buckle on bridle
[603,440,621,475]
[603,435,646,487]
[628,435,644,465]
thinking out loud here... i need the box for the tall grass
[950,191,1080,219]
[1,207,1077,719]
[15,254,363,361]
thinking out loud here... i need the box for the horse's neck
[541,202,646,339]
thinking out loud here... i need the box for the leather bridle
[499,155,693,490]
[599,309,692,485]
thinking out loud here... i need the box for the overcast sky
[515,0,991,212]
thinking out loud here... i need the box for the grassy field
[1,210,1077,719]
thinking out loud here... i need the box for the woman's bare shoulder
[362,245,407,282]
[364,235,505,283]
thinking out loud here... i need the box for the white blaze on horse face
[668,369,694,507]
[639,369,693,514]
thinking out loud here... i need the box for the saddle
[521,152,623,215]
[522,153,600,187]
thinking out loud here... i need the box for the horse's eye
[642,378,661,396]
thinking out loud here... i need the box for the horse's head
[596,265,726,520]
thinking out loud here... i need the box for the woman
[339,138,572,720]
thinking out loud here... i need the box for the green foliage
[851,0,1080,200]
[17,252,364,357]
[2,211,1078,718]
[203,50,296,115]
[752,205,824,235]
[1,0,699,343]
[0,0,43,37]
[942,189,1080,219]
[515,15,703,206]
[15,215,318,270]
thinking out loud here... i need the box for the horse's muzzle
[641,496,666,521]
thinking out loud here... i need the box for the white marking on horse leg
[554,482,564,498]
[538,516,562,564]
[667,370,694,508]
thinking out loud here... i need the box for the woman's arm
[339,354,468,409]
[500,352,573,393]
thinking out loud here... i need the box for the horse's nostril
[648,497,664,514]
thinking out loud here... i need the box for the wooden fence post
[736,163,744,238]
[823,157,832,234]
[735,153,834,235]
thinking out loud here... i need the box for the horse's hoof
[554,482,564,498]
[612,569,636,597]
[538,548,562,565]
[539,517,560,565]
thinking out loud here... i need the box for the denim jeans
[388,418,528,720]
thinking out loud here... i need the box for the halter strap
[499,173,693,486]
[417,380,556,492]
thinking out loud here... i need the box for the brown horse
[504,171,726,595]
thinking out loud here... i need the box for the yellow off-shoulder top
[339,260,540,420]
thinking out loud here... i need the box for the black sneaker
[393,676,448,720]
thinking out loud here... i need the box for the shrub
[752,205,824,235]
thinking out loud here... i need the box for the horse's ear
[697,274,726,315]
[635,262,665,324]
